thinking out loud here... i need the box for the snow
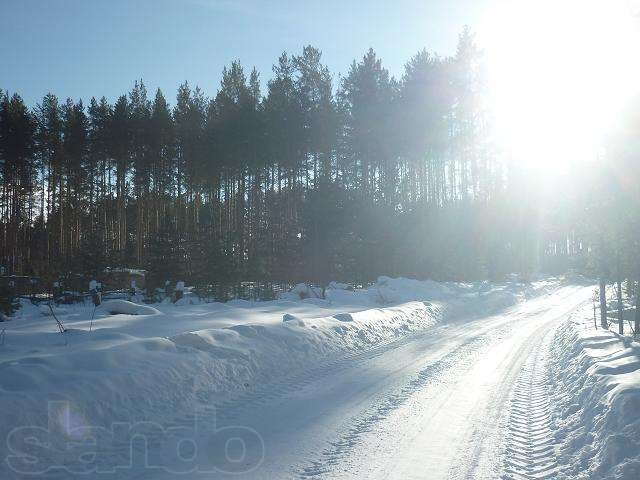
[549,308,640,479]
[100,299,161,316]
[0,275,565,478]
[281,282,324,300]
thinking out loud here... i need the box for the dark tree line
[0,30,595,291]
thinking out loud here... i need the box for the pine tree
[0,93,36,273]
[110,95,132,258]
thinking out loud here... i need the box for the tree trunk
[599,278,608,329]
[617,278,623,335]
[635,280,640,336]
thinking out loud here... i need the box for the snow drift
[100,299,161,316]
[550,313,640,479]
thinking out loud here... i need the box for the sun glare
[480,0,640,173]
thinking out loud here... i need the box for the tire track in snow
[296,290,590,480]
[297,332,494,479]
[82,291,576,479]
[502,332,558,480]
[212,305,533,427]
[75,324,459,480]
[212,324,452,424]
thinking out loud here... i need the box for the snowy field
[1,276,638,479]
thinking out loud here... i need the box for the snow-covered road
[135,285,591,479]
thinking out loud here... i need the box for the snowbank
[170,301,440,399]
[281,283,324,300]
[550,313,640,479]
[99,299,161,316]
[0,301,442,471]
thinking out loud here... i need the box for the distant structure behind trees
[0,29,636,292]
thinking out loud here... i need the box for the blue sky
[1,0,488,106]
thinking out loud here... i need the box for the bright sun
[479,0,640,172]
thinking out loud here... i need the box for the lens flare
[479,0,640,172]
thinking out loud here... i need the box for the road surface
[143,285,591,479]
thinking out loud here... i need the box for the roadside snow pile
[550,313,640,479]
[362,275,560,319]
[0,300,442,464]
[369,276,453,303]
[100,299,161,316]
[322,275,560,312]
[171,301,439,396]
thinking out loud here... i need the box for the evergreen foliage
[0,34,633,288]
